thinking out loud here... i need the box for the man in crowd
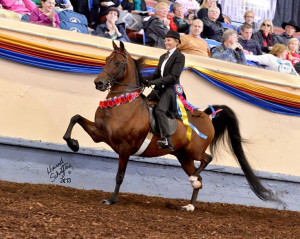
[211,29,247,64]
[178,19,210,57]
[201,6,224,42]
[275,20,300,45]
[238,23,262,55]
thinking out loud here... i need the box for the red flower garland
[99,92,141,108]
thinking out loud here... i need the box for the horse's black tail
[204,105,276,201]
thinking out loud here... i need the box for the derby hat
[165,30,181,44]
[281,20,300,32]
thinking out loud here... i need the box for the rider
[145,30,185,151]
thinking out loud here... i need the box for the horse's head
[94,41,128,91]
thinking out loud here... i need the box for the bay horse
[63,41,276,211]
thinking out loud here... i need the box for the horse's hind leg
[63,114,101,152]
[177,152,212,211]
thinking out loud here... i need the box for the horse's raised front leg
[63,114,101,152]
[102,150,130,205]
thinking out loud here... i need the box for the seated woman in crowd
[286,38,300,66]
[143,2,174,48]
[29,0,60,27]
[237,10,256,34]
[175,0,199,17]
[172,2,194,34]
[0,0,36,15]
[120,0,147,14]
[197,0,229,24]
[91,7,130,42]
[246,43,299,76]
[252,19,278,53]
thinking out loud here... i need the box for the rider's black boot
[157,136,174,151]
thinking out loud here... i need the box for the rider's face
[164,37,178,50]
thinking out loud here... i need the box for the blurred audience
[0,0,36,15]
[178,19,210,57]
[99,0,120,19]
[175,0,199,17]
[143,2,170,48]
[237,10,256,34]
[201,6,224,42]
[238,23,262,55]
[275,20,300,46]
[286,38,300,66]
[55,0,73,11]
[211,29,247,64]
[252,19,278,53]
[198,0,228,24]
[29,0,60,28]
[91,7,130,42]
[246,44,298,75]
[172,2,194,34]
[120,0,147,13]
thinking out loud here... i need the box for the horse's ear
[120,41,125,52]
[112,41,118,50]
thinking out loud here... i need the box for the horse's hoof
[101,199,116,205]
[67,139,79,152]
[180,204,195,212]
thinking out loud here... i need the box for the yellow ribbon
[177,95,192,141]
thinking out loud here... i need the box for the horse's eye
[115,61,121,66]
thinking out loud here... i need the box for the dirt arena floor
[0,180,299,239]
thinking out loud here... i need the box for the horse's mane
[133,57,145,86]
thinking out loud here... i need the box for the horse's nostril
[95,81,103,87]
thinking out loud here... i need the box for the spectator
[201,6,224,42]
[246,44,298,76]
[197,0,229,24]
[237,10,256,34]
[158,0,177,31]
[286,38,300,66]
[120,0,147,13]
[178,19,210,57]
[252,19,278,53]
[172,2,193,34]
[211,29,247,64]
[0,0,36,15]
[175,0,199,17]
[92,7,130,42]
[99,0,120,20]
[142,2,170,48]
[275,20,300,46]
[238,23,262,55]
[29,0,60,28]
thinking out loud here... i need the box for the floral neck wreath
[99,91,141,108]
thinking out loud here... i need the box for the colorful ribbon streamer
[1,31,300,116]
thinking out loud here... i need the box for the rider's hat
[165,30,181,44]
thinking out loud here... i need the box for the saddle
[148,107,177,136]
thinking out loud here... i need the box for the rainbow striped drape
[1,33,300,116]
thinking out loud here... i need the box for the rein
[102,50,142,93]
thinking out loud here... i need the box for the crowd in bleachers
[0,0,299,75]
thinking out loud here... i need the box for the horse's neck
[107,60,139,99]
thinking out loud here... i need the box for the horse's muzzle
[95,81,108,91]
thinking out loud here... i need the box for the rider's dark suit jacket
[147,49,185,115]
[149,49,185,90]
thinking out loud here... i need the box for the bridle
[102,50,142,93]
